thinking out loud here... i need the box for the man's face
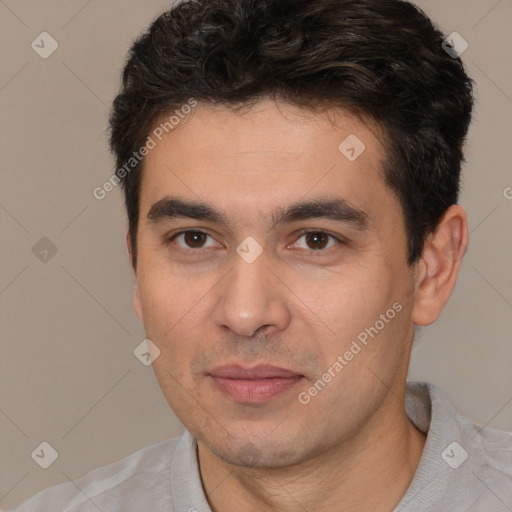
[133,99,418,468]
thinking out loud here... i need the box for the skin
[128,98,469,512]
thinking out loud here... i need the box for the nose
[212,254,291,337]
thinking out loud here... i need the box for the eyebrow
[147,196,370,231]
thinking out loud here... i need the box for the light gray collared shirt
[9,381,512,511]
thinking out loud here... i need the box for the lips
[209,364,302,379]
[208,364,304,403]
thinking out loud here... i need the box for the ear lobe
[411,205,469,326]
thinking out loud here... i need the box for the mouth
[207,364,304,403]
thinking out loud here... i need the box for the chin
[202,434,310,469]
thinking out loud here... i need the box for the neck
[198,383,426,512]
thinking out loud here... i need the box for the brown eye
[306,232,329,250]
[171,230,218,249]
[183,231,208,248]
[294,231,341,251]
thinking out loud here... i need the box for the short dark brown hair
[109,0,474,269]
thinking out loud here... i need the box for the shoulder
[10,436,183,512]
[426,380,512,478]
[404,381,512,510]
[460,414,512,481]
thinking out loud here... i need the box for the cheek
[317,264,397,337]
[137,261,205,335]
[136,267,216,380]
[306,263,409,390]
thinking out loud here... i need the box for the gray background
[1,0,511,508]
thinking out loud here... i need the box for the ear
[411,205,469,326]
[126,231,143,322]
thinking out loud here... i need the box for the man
[13,0,511,510]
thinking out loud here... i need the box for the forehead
[139,99,395,229]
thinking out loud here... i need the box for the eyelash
[164,229,346,254]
